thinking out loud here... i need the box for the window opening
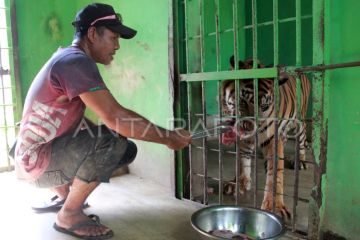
[0,0,18,172]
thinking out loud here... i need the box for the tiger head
[221,56,288,118]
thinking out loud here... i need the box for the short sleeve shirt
[15,46,107,180]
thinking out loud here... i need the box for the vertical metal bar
[273,0,279,65]
[251,0,259,208]
[9,0,22,122]
[215,0,221,72]
[233,0,241,205]
[272,0,279,213]
[308,0,325,238]
[199,0,208,205]
[252,0,258,67]
[233,0,239,68]
[0,43,10,168]
[0,2,12,169]
[215,0,223,205]
[184,0,194,201]
[173,0,185,200]
[292,0,302,232]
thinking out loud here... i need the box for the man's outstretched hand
[166,128,192,150]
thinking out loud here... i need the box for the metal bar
[296,61,360,72]
[215,0,223,204]
[233,0,239,70]
[242,15,313,29]
[172,0,185,199]
[233,0,241,205]
[215,0,220,72]
[10,0,23,122]
[217,81,224,204]
[307,0,325,238]
[0,43,10,168]
[252,0,259,208]
[272,0,279,213]
[199,0,208,205]
[292,0,302,231]
[201,79,208,205]
[183,0,194,201]
[184,0,190,73]
[180,67,277,82]
[235,78,240,205]
[252,0,258,67]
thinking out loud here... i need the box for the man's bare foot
[56,209,112,238]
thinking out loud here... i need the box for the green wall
[15,0,76,101]
[14,0,176,188]
[321,0,360,238]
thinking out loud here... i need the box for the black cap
[72,3,137,39]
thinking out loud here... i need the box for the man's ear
[86,26,97,43]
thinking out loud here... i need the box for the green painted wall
[101,0,175,186]
[321,0,360,238]
[15,0,76,101]
[15,0,176,188]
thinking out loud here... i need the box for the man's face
[90,28,120,65]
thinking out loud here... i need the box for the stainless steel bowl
[191,205,285,240]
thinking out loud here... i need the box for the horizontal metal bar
[298,61,360,72]
[180,67,277,82]
[243,15,312,29]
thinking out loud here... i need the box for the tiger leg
[261,139,291,220]
[223,142,253,195]
[298,122,307,169]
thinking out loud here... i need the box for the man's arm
[79,89,191,150]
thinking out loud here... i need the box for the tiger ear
[278,71,289,85]
[238,60,246,69]
[229,55,245,70]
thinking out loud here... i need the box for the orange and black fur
[221,57,310,219]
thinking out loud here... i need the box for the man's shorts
[35,125,137,188]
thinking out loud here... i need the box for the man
[14,3,191,239]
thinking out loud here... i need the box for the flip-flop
[53,216,114,240]
[32,195,89,212]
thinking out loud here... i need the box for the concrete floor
[0,170,303,240]
[0,172,200,240]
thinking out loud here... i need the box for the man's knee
[119,141,137,166]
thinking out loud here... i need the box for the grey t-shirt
[15,46,107,180]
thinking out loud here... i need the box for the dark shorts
[35,125,137,188]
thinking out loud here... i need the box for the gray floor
[0,172,201,240]
[0,171,304,240]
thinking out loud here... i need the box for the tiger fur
[221,57,310,219]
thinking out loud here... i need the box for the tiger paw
[223,181,236,195]
[284,160,307,170]
[223,176,251,196]
[261,198,291,220]
[239,174,251,192]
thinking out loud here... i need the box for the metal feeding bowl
[191,205,285,240]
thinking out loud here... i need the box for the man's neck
[71,38,90,56]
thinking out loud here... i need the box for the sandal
[53,216,113,240]
[32,195,89,212]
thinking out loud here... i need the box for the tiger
[220,56,310,219]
